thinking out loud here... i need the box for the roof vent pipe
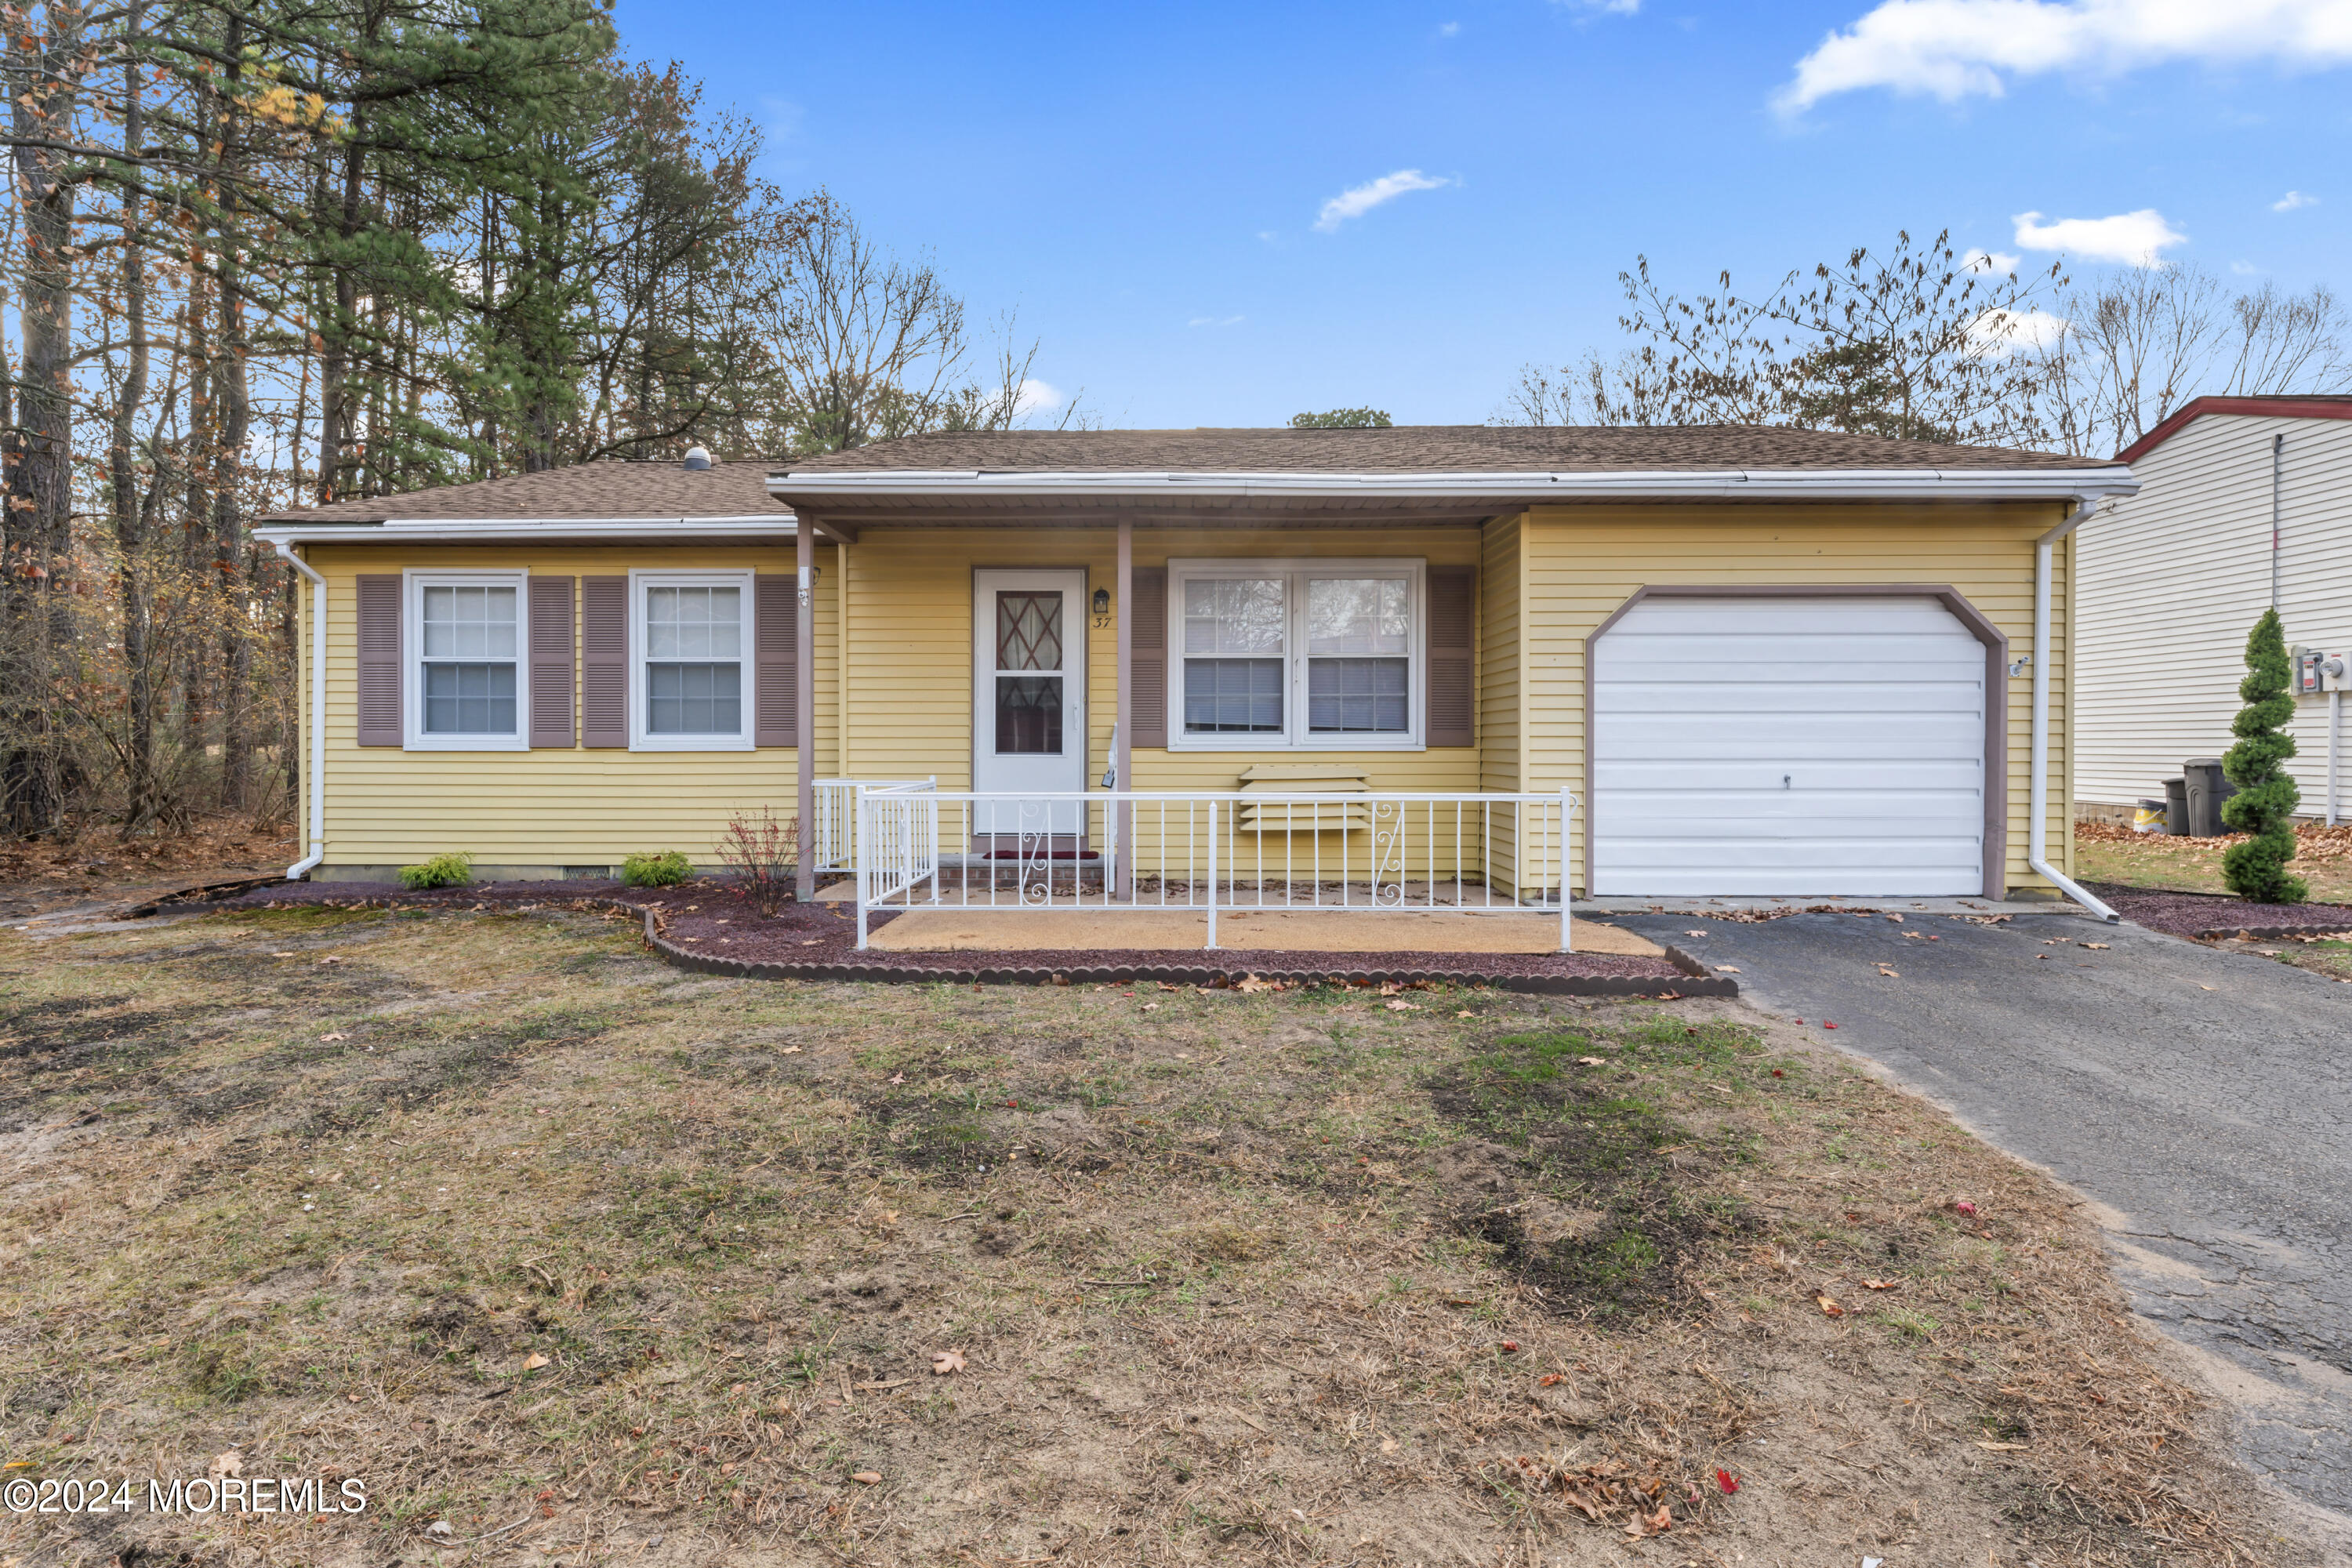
[682,445,713,471]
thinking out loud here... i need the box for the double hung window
[1168,560,1423,749]
[630,570,753,750]
[405,570,528,750]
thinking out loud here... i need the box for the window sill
[403,735,528,753]
[628,735,757,753]
[1167,735,1425,753]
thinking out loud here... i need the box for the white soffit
[767,466,2140,503]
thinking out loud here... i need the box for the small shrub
[715,808,793,917]
[397,851,473,891]
[622,850,695,887]
[2221,608,2308,902]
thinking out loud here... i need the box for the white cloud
[1012,379,1062,417]
[2012,208,2186,265]
[1968,306,2070,355]
[1555,0,1639,12]
[1314,169,1452,231]
[1779,0,2352,113]
[1187,314,1246,328]
[1963,247,2023,274]
[1438,19,1461,36]
[2232,260,2264,274]
[2274,189,2318,211]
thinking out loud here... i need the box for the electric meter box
[2295,645,2352,695]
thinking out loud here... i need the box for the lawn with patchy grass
[2076,819,2352,903]
[0,904,2305,1566]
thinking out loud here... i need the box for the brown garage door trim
[1582,584,2009,902]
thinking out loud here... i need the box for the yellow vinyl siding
[1516,502,2072,896]
[303,542,828,870]
[839,526,1486,795]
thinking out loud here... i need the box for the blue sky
[614,0,2352,429]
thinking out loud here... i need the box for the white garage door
[1591,595,1987,897]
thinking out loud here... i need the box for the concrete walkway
[863,907,1663,955]
[1613,906,2352,1527]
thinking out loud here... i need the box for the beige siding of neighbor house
[2075,412,2352,816]
[299,541,832,874]
[1514,502,2071,896]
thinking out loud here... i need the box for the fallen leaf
[1951,1199,1979,1217]
[271,951,295,957]
[1877,966,1899,978]
[1384,999,1418,1011]
[209,1451,242,1479]
[1861,1279,1901,1290]
[799,938,822,946]
[1456,1009,1474,1018]
[1577,1055,1606,1066]
[520,1352,550,1370]
[931,1350,966,1376]
[1142,1002,1159,1011]
[1713,964,1740,973]
[1973,1440,2028,1451]
[317,956,340,965]
[2198,984,2216,990]
[1904,931,1926,940]
[319,1032,346,1042]
[1499,1341,1519,1352]
[851,1471,882,1485]
[780,1045,802,1054]
[887,1073,906,1085]
[1822,1022,1838,1029]
[1234,975,1275,993]
[1378,1437,1399,1454]
[1715,1468,1739,1494]
[1817,1294,1846,1317]
[1538,1374,1565,1387]
[2083,942,2111,949]
[880,1209,898,1225]
[1685,929,1709,936]
[1158,982,1180,992]
[1885,913,1904,923]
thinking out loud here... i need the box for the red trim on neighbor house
[2116,396,2352,465]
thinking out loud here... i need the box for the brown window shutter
[1129,566,1167,748]
[355,574,402,746]
[528,575,575,747]
[754,572,797,746]
[1425,565,1475,748]
[581,576,629,748]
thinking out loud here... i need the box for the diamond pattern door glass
[995,591,1065,753]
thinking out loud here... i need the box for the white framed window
[629,568,754,751]
[404,568,529,751]
[1166,558,1425,750]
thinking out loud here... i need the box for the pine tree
[2221,608,2308,903]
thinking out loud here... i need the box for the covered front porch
[806,778,1583,952]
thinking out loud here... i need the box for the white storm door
[972,570,1087,837]
[1592,595,1987,897]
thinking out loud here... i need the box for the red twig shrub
[714,808,793,917]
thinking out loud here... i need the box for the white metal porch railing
[814,778,935,874]
[844,789,1576,953]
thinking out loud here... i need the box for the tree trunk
[112,34,158,832]
[213,16,254,810]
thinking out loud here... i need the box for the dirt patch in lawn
[0,903,2319,1568]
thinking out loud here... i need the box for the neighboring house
[253,426,2134,901]
[2076,396,2352,823]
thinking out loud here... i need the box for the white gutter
[272,541,328,880]
[254,514,794,546]
[768,466,2139,503]
[2031,502,2118,921]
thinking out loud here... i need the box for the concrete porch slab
[862,907,1663,956]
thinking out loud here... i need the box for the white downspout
[274,541,327,879]
[2031,502,2118,921]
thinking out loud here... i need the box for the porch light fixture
[1092,587,1110,615]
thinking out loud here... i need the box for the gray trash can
[2183,758,2238,837]
[2164,776,2190,837]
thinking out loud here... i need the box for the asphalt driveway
[1613,906,2352,1523]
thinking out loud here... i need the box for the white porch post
[1116,520,1133,902]
[797,517,816,903]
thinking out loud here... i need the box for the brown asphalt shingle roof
[779,425,2114,475]
[257,425,2116,527]
[256,457,789,525]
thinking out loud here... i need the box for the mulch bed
[212,877,1721,996]
[2089,882,2352,941]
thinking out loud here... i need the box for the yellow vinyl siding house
[256,426,2136,906]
